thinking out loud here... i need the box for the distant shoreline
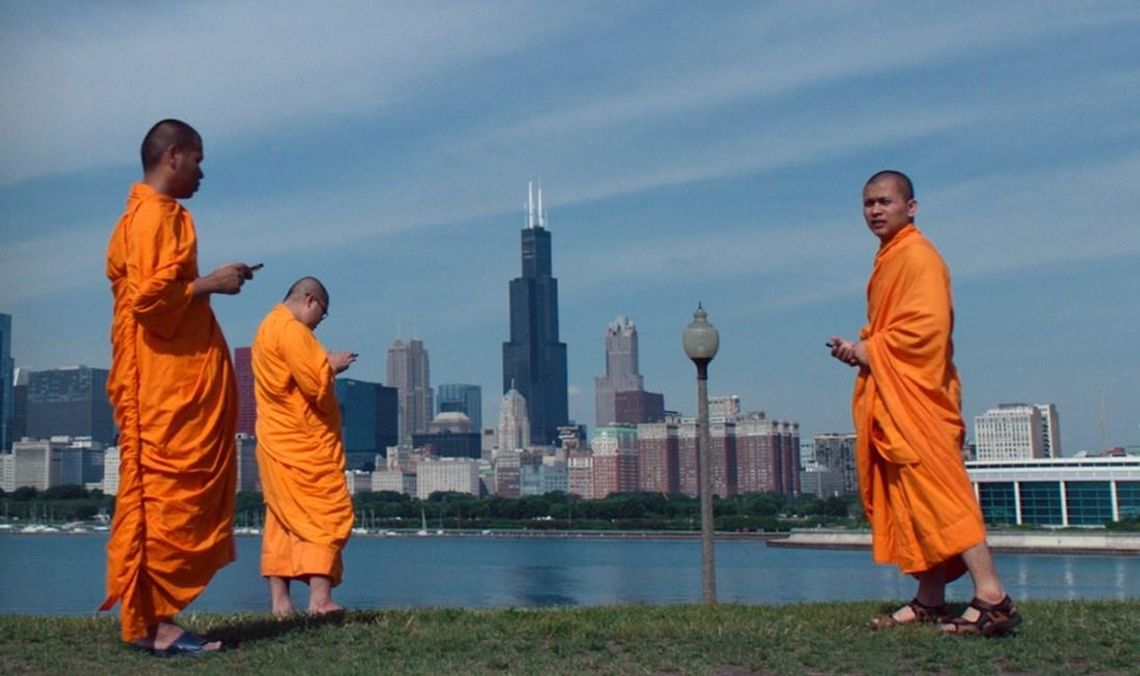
[768,529,1140,556]
[5,524,1138,554]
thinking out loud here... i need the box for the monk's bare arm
[192,262,259,297]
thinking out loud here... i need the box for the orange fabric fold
[852,224,985,580]
[101,182,237,642]
[252,305,353,584]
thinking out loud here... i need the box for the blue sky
[1,1,1137,454]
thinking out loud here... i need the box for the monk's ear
[907,198,918,219]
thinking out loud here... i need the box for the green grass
[2,600,1137,674]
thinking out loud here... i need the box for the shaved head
[141,119,201,171]
[865,170,914,201]
[284,276,328,303]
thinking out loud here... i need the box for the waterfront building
[102,446,120,495]
[968,457,1140,526]
[344,469,372,496]
[637,421,680,495]
[480,428,497,460]
[677,419,738,497]
[336,378,399,469]
[0,313,12,452]
[235,433,260,493]
[811,432,857,495]
[567,451,594,499]
[436,383,482,431]
[66,436,106,487]
[975,403,1045,461]
[800,463,846,497]
[233,346,256,436]
[591,425,639,497]
[594,316,644,427]
[520,456,569,496]
[494,449,522,497]
[417,457,480,499]
[371,469,416,495]
[502,182,569,445]
[10,437,71,490]
[387,338,433,445]
[26,366,115,446]
[497,388,530,453]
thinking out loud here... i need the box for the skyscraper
[502,182,568,445]
[497,387,530,453]
[1035,403,1062,458]
[26,366,116,445]
[233,346,256,436]
[0,313,13,451]
[386,338,433,444]
[336,377,399,468]
[594,315,644,427]
[437,383,482,430]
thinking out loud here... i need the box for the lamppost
[682,302,719,604]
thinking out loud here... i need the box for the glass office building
[968,457,1140,527]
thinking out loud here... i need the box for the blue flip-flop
[152,630,223,658]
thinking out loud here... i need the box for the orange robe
[252,304,353,584]
[852,224,985,580]
[101,182,237,642]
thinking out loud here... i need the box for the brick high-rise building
[591,425,639,497]
[637,421,680,495]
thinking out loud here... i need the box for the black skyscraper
[502,183,568,445]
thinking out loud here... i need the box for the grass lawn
[1,600,1137,674]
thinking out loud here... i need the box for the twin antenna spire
[525,180,548,230]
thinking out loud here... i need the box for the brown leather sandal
[942,595,1022,637]
[869,598,950,630]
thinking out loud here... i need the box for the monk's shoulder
[131,194,191,243]
[898,232,948,270]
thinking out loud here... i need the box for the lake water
[1,533,1136,616]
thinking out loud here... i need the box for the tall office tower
[975,403,1044,461]
[235,433,260,493]
[812,432,857,495]
[497,387,530,452]
[26,366,115,445]
[1035,403,1062,458]
[0,314,12,451]
[637,421,680,495]
[336,378,399,469]
[593,316,643,427]
[386,338,433,445]
[233,347,256,436]
[437,383,482,431]
[502,182,568,445]
[11,367,27,443]
[11,438,71,490]
[591,425,640,497]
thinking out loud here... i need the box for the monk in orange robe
[829,170,1021,637]
[102,119,260,655]
[252,277,356,614]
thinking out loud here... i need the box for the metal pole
[696,359,717,604]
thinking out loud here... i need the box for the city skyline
[1,3,1138,453]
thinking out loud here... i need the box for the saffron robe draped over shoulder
[101,182,237,642]
[852,224,985,580]
[252,305,353,584]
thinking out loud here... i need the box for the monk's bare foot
[309,600,344,615]
[271,605,296,617]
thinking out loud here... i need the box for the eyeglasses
[308,293,329,320]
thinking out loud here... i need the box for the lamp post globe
[682,302,719,604]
